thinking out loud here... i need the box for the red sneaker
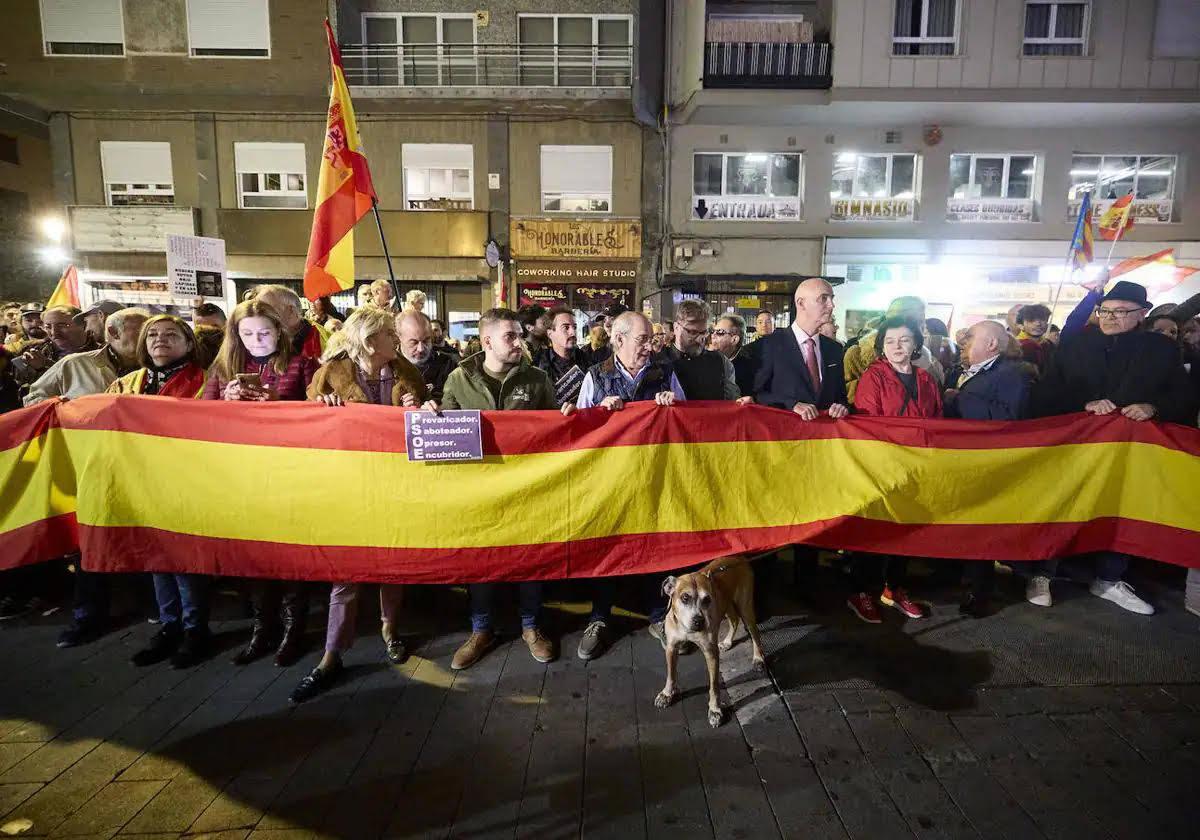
[880,587,924,619]
[846,592,882,624]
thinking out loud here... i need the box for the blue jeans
[1027,551,1128,582]
[153,573,209,631]
[469,582,542,632]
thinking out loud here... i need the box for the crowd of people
[2,270,1198,703]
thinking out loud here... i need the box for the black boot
[131,624,182,666]
[232,594,279,665]
[170,627,211,669]
[274,587,308,668]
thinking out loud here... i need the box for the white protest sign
[167,234,226,298]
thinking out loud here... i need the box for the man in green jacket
[439,308,572,670]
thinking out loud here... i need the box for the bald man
[753,278,849,420]
[944,320,1031,421]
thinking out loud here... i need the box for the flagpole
[370,200,401,304]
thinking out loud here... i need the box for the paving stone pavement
[1,563,1198,839]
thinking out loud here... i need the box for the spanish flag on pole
[46,264,80,309]
[1098,193,1135,241]
[303,20,377,301]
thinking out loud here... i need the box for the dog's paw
[654,690,678,709]
[752,657,768,673]
[708,707,725,728]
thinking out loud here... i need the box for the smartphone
[235,372,263,390]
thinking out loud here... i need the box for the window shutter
[541,145,612,194]
[100,142,173,185]
[40,0,123,46]
[402,144,473,170]
[187,0,270,53]
[234,142,306,174]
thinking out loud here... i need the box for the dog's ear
[661,576,677,597]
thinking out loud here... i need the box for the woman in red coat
[847,317,942,625]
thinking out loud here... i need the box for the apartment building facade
[1,0,661,341]
[665,0,1200,335]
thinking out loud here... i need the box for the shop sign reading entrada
[511,219,642,260]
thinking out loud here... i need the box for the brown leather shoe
[451,631,495,671]
[522,627,556,664]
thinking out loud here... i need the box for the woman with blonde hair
[290,307,427,703]
[107,315,207,397]
[201,299,317,668]
[403,288,427,313]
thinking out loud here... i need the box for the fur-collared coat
[306,356,427,406]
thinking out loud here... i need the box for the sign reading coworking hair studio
[511,219,642,260]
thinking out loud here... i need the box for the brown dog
[654,555,766,727]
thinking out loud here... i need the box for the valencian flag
[1068,192,1093,270]
[303,20,377,301]
[46,264,80,308]
[1098,193,1135,241]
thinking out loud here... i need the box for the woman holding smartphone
[203,299,318,667]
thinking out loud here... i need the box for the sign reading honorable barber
[405,410,483,463]
[510,219,642,260]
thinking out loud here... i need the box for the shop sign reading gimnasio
[511,219,642,260]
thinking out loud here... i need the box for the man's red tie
[804,337,821,390]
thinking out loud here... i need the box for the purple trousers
[325,583,403,653]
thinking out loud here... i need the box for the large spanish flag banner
[303,20,377,301]
[2,398,1199,580]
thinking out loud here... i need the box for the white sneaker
[1026,575,1052,607]
[1089,579,1154,615]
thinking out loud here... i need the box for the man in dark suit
[752,278,849,608]
[944,320,1031,421]
[754,277,850,418]
[944,319,1032,617]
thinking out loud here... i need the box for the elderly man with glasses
[1029,280,1195,616]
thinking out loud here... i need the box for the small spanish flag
[1098,193,1135,241]
[303,20,378,301]
[46,264,80,309]
[1110,247,1199,292]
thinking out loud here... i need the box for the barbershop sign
[510,219,642,260]
[513,261,638,283]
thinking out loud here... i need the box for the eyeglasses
[676,323,709,339]
[1096,307,1146,319]
[711,329,737,338]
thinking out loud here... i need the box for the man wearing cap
[4,305,46,353]
[11,305,95,386]
[78,300,125,346]
[1030,280,1194,615]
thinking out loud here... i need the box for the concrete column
[193,113,220,239]
[48,113,76,207]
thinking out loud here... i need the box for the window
[40,0,124,56]
[1023,2,1089,56]
[101,142,174,207]
[1068,154,1176,223]
[892,0,959,56]
[541,145,612,213]
[691,152,802,221]
[187,0,270,58]
[402,144,473,210]
[518,15,633,87]
[362,14,476,86]
[1153,0,1200,59]
[830,153,918,221]
[0,135,18,166]
[947,154,1036,222]
[234,143,306,210]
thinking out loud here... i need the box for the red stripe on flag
[46,396,1200,459]
[304,176,366,268]
[0,514,80,571]
[72,516,1200,583]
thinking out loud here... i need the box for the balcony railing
[704,41,832,89]
[340,43,633,88]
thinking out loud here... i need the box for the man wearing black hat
[1029,280,1194,615]
[77,300,125,346]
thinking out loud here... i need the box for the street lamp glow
[39,216,66,243]
[39,246,69,266]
